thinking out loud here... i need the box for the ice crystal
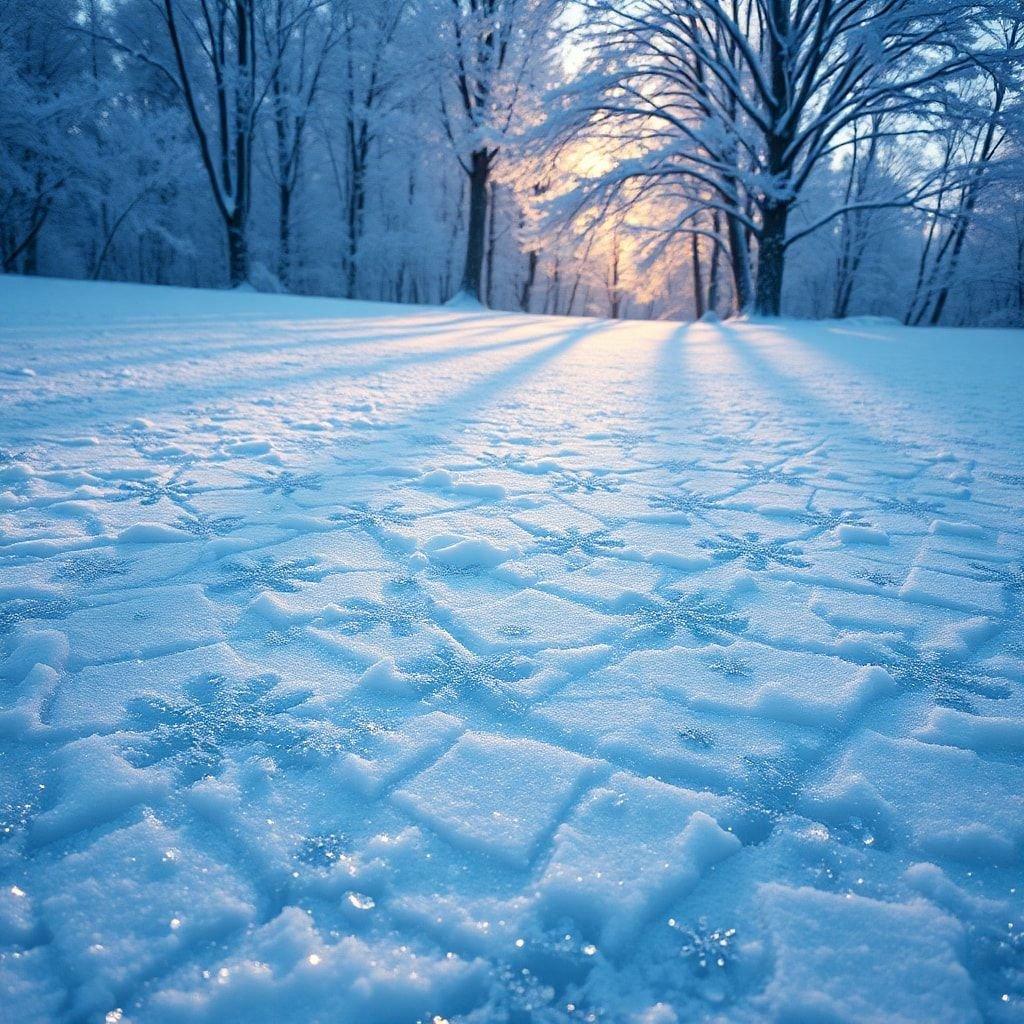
[740,464,804,487]
[872,495,943,518]
[736,755,802,820]
[295,832,349,869]
[327,594,430,637]
[0,595,74,635]
[796,507,866,531]
[604,428,650,454]
[0,782,44,843]
[702,652,753,678]
[659,457,704,474]
[678,726,715,749]
[411,646,532,710]
[264,624,306,647]
[969,561,1024,596]
[670,917,739,973]
[476,450,530,470]
[855,568,902,588]
[885,649,1011,709]
[330,501,410,531]
[173,512,245,537]
[647,490,716,515]
[54,553,131,585]
[289,713,395,764]
[988,471,1024,487]
[551,470,619,494]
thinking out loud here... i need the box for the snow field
[1,275,1023,1022]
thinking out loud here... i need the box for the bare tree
[261,0,338,289]
[554,0,993,315]
[430,0,555,303]
[907,14,1022,324]
[335,0,406,298]
[0,0,86,273]
[97,0,263,286]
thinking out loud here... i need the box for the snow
[805,730,1024,864]
[1,274,1023,1022]
[393,731,601,868]
[538,774,740,952]
[758,884,978,1024]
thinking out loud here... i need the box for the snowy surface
[1,275,1023,1023]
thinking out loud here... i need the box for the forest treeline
[2,0,1022,323]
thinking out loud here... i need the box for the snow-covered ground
[1,274,1023,1023]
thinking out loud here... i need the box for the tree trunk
[754,201,789,316]
[23,232,39,276]
[691,232,705,320]
[227,213,248,288]
[834,261,855,319]
[609,238,621,319]
[755,0,793,319]
[707,211,722,315]
[927,219,969,326]
[230,0,252,288]
[345,164,365,298]
[278,183,292,290]
[1017,227,1024,322]
[458,148,489,301]
[485,181,497,306]
[726,212,753,313]
[547,256,561,314]
[520,248,538,312]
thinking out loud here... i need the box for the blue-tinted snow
[1,275,1023,1023]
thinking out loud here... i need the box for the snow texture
[1,275,1023,1023]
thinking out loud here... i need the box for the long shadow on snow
[1,321,591,433]
[393,319,618,439]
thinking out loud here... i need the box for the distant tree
[0,0,89,273]
[552,0,1006,316]
[261,0,339,290]
[427,0,558,303]
[330,0,407,298]
[2,0,1020,324]
[97,0,264,286]
[906,13,1023,325]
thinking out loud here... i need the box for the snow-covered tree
[2,0,1021,324]
[548,0,1016,315]
[425,0,561,303]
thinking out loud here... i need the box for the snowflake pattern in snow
[330,501,411,531]
[623,593,748,644]
[884,649,1012,710]
[211,555,322,595]
[173,511,245,537]
[0,594,74,635]
[54,553,131,585]
[698,531,809,570]
[120,673,314,781]
[246,469,324,495]
[109,474,197,506]
[531,526,626,560]
[647,490,716,515]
